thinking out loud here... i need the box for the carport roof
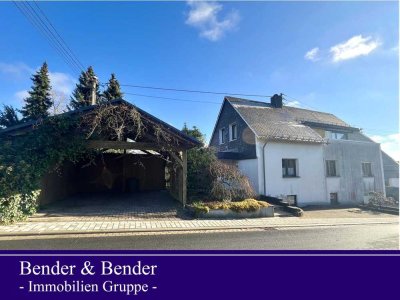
[0,99,202,148]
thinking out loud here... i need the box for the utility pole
[90,76,98,105]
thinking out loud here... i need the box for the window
[362,162,373,177]
[286,195,297,206]
[326,131,348,140]
[330,193,339,205]
[219,128,226,144]
[326,160,337,177]
[229,123,237,141]
[282,159,297,177]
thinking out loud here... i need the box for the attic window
[229,123,237,141]
[219,128,226,144]
[326,131,348,140]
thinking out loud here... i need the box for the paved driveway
[32,190,188,222]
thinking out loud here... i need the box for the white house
[209,95,386,207]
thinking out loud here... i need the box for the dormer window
[229,123,237,141]
[326,131,348,140]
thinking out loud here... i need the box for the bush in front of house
[183,125,255,202]
[190,199,270,216]
[367,191,398,208]
[209,160,255,201]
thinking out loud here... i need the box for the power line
[24,1,83,74]
[13,1,84,76]
[14,1,81,75]
[32,0,85,71]
[123,92,222,105]
[106,82,271,98]
[282,93,320,111]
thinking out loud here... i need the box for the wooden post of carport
[168,150,187,207]
[181,149,187,207]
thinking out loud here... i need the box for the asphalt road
[0,223,398,250]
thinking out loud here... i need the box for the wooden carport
[0,99,201,206]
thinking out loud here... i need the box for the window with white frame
[229,123,237,141]
[282,159,297,177]
[362,162,373,177]
[219,128,226,144]
[326,160,338,177]
[326,131,348,140]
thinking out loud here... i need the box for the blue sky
[0,1,398,159]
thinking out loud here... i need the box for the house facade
[210,95,386,207]
[381,151,399,201]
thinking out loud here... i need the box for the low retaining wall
[258,195,303,217]
[359,205,399,216]
[196,206,274,219]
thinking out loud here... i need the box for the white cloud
[369,133,400,161]
[49,71,75,96]
[285,100,301,108]
[185,1,240,41]
[330,35,381,62]
[13,72,74,107]
[14,90,29,104]
[304,47,320,62]
[0,62,34,78]
[1,61,75,98]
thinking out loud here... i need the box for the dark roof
[225,96,359,143]
[0,99,201,148]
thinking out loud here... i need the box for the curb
[0,220,398,238]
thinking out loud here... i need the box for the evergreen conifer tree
[0,105,20,128]
[21,62,53,119]
[69,66,100,109]
[103,73,123,101]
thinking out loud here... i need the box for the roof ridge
[226,95,338,115]
[225,96,269,106]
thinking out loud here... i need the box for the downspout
[262,140,268,195]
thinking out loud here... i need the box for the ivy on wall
[0,115,91,224]
[0,102,177,224]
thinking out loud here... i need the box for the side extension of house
[210,95,386,207]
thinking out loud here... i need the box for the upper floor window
[229,123,237,141]
[282,159,297,177]
[326,131,348,140]
[362,162,373,177]
[326,160,338,177]
[219,128,226,144]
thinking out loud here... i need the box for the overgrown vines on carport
[0,103,181,224]
[0,116,91,224]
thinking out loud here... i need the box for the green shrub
[0,190,40,224]
[190,199,270,215]
[230,199,269,212]
[191,202,210,215]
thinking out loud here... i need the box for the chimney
[90,76,98,105]
[270,93,283,108]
